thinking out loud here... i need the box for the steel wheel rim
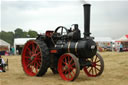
[22,40,42,76]
[58,53,79,81]
[84,53,104,77]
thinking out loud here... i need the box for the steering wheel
[54,26,69,37]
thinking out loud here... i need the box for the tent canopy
[116,34,128,42]
[0,39,10,51]
[94,37,112,42]
[14,38,36,45]
[14,38,36,54]
[0,39,10,46]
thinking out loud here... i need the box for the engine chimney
[83,4,91,38]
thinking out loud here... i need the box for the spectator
[10,47,15,55]
[12,47,15,55]
[0,55,6,72]
[120,43,123,52]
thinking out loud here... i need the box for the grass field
[0,52,128,85]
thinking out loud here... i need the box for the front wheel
[58,53,80,81]
[83,53,104,77]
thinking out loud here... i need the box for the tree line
[0,28,38,46]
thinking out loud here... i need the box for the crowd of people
[97,42,128,52]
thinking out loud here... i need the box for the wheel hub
[92,62,96,67]
[67,64,70,68]
[31,54,36,60]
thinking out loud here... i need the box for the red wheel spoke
[69,71,73,79]
[35,46,39,53]
[25,59,31,63]
[71,63,75,66]
[68,56,70,64]
[36,52,41,56]
[62,60,67,65]
[64,69,68,74]
[39,61,41,65]
[92,67,94,75]
[27,47,31,52]
[65,57,67,63]
[96,60,100,63]
[95,56,98,62]
[95,67,97,74]
[89,67,93,73]
[70,66,75,70]
[69,58,73,64]
[94,66,100,71]
[96,64,101,66]
[36,62,40,68]
[25,56,30,59]
[26,47,32,56]
[32,43,35,51]
[67,73,70,79]
[72,69,75,75]
[35,57,41,60]
[27,60,34,68]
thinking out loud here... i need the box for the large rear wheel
[58,53,80,81]
[22,40,49,76]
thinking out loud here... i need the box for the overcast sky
[1,0,128,39]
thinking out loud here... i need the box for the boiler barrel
[61,40,97,58]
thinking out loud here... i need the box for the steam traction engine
[22,4,104,81]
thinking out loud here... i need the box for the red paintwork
[50,50,57,53]
[125,35,128,38]
[45,31,53,37]
[22,40,41,76]
[58,54,76,81]
[84,55,101,77]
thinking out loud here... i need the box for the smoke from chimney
[80,0,88,4]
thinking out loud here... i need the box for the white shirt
[0,58,5,72]
[0,58,5,65]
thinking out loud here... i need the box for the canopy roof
[116,34,128,42]
[14,38,36,45]
[0,39,10,46]
[94,37,112,42]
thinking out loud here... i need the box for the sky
[1,0,128,39]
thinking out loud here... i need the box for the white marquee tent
[94,37,113,42]
[115,34,128,42]
[0,39,10,51]
[14,38,36,54]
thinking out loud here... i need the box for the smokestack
[83,4,91,38]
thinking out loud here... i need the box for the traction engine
[22,3,104,81]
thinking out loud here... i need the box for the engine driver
[68,24,81,41]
